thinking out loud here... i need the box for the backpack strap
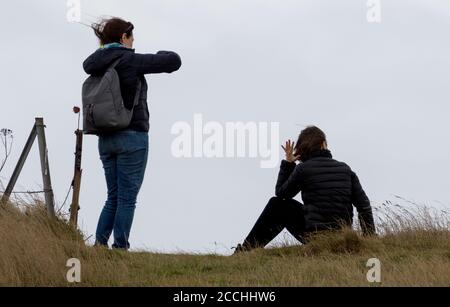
[109,58,122,69]
[110,56,141,109]
[132,79,142,108]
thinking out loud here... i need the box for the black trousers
[242,197,307,249]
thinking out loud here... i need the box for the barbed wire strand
[0,179,74,216]
[0,190,47,194]
[57,182,74,215]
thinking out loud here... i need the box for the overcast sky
[1,0,449,254]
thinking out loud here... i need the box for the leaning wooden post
[35,118,56,218]
[70,129,83,228]
[0,124,37,205]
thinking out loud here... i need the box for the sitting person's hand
[281,140,301,163]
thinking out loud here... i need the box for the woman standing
[83,17,182,250]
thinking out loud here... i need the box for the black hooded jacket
[83,46,182,132]
[275,149,376,235]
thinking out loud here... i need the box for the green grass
[0,199,449,287]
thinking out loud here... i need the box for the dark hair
[91,17,134,45]
[294,126,327,161]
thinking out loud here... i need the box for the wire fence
[0,182,74,215]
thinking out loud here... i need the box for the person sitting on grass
[235,126,376,253]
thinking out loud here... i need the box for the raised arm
[133,51,182,74]
[351,170,376,235]
[276,140,303,199]
[275,161,304,199]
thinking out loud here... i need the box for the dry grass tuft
[0,192,449,287]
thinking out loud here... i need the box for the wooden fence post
[0,124,37,205]
[35,118,56,218]
[1,118,56,219]
[70,129,83,228]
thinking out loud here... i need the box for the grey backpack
[82,58,141,135]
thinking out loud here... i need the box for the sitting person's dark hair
[235,126,376,253]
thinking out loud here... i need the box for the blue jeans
[96,130,149,249]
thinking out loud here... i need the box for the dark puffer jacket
[83,46,182,132]
[275,150,375,235]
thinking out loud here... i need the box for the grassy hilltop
[0,198,449,287]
